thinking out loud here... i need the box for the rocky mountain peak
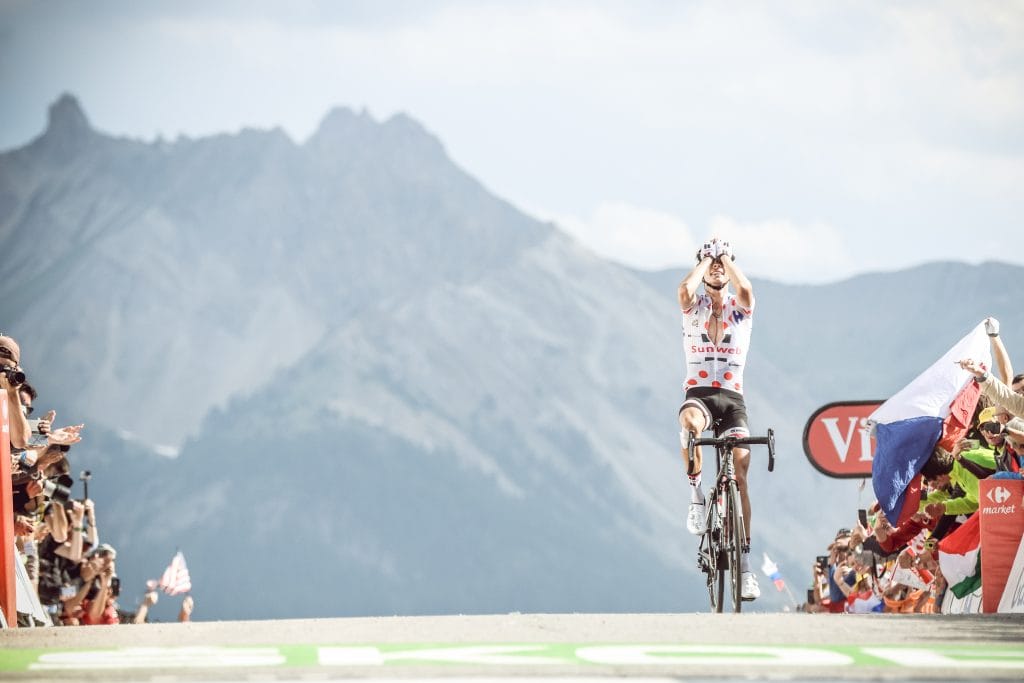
[27,93,97,161]
[306,106,446,163]
[47,93,93,136]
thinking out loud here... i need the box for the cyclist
[677,236,760,600]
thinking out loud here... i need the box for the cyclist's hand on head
[699,241,716,261]
[717,240,734,261]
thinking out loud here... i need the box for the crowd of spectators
[803,318,1024,614]
[2,333,189,626]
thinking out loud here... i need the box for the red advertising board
[979,478,1024,613]
[803,401,883,478]
[1,392,14,627]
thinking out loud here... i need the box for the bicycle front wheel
[726,480,746,613]
[705,501,724,613]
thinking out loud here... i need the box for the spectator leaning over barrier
[872,507,932,555]
[919,444,996,527]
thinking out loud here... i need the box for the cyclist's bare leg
[733,446,752,541]
[681,407,710,534]
[679,407,707,475]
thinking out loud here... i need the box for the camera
[110,576,121,598]
[816,555,829,569]
[979,421,1003,435]
[1,366,25,386]
[41,474,74,505]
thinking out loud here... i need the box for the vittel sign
[803,401,883,478]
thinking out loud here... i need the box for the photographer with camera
[823,530,858,613]
[1,334,31,449]
[80,548,119,625]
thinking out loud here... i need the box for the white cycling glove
[717,239,734,261]
[698,241,716,262]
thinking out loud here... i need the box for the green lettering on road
[0,643,1021,672]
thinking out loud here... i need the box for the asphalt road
[2,612,1023,681]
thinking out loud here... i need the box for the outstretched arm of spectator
[879,514,929,554]
[83,499,99,546]
[47,424,84,447]
[179,595,194,622]
[959,359,1024,417]
[60,502,86,563]
[133,590,158,624]
[987,318,1014,383]
[46,500,70,543]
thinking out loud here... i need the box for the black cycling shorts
[679,386,750,438]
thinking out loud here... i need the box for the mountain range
[1,95,1020,620]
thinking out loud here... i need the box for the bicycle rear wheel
[726,480,746,612]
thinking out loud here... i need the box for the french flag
[868,322,992,525]
[761,553,786,591]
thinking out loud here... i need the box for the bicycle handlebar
[691,429,776,472]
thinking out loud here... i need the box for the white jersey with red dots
[682,293,753,394]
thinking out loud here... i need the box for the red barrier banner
[1,391,15,626]
[802,401,883,478]
[979,478,1024,613]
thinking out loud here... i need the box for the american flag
[158,551,192,596]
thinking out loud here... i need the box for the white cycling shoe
[686,502,707,535]
[741,571,761,601]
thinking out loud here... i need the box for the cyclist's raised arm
[679,256,713,311]
[720,253,754,311]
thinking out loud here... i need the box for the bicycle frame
[689,430,775,613]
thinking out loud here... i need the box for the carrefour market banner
[980,478,1024,613]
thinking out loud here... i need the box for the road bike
[688,428,775,613]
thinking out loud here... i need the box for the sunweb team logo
[986,486,1012,505]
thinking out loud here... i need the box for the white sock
[740,549,751,573]
[688,472,704,504]
[681,431,704,503]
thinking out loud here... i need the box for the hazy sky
[2,1,1022,283]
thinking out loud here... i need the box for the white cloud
[543,202,697,271]
[707,216,858,284]
[542,203,857,284]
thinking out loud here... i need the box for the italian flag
[938,512,982,598]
